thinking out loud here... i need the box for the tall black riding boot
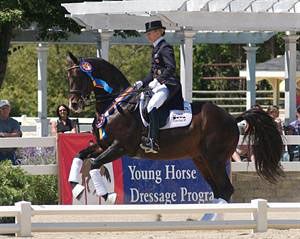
[140,108,160,153]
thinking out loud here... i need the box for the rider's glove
[149,78,159,89]
[133,81,143,90]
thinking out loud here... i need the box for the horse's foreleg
[69,144,99,184]
[90,140,125,169]
[68,144,100,199]
[89,140,124,204]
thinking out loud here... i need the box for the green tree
[0,0,99,89]
[2,44,151,117]
[0,0,140,89]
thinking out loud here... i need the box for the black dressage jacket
[142,39,184,110]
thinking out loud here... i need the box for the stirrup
[140,137,159,154]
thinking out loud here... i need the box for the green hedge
[0,161,58,223]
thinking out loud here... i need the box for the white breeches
[147,85,169,113]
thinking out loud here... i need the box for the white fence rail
[13,116,93,137]
[1,200,300,236]
[192,90,285,116]
[0,137,300,236]
[0,135,299,175]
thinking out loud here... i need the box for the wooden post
[251,199,268,233]
[15,201,32,237]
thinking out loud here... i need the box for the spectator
[287,106,300,161]
[267,105,283,134]
[51,104,78,135]
[0,100,22,165]
[251,104,264,111]
[289,106,300,135]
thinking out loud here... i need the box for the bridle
[67,64,92,109]
[67,61,116,111]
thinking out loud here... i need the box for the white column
[283,32,299,124]
[270,79,280,106]
[180,29,196,102]
[243,44,258,110]
[98,30,113,61]
[96,37,101,58]
[36,43,49,137]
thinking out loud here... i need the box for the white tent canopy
[61,0,300,124]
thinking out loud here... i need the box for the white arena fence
[1,200,300,236]
[13,116,93,137]
[0,136,300,236]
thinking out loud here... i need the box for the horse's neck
[94,86,128,114]
[95,59,130,88]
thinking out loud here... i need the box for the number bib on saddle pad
[139,92,192,130]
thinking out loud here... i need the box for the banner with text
[58,134,226,205]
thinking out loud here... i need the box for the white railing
[0,137,300,236]
[1,200,300,236]
[0,135,296,175]
[0,137,57,175]
[192,90,285,115]
[12,116,93,137]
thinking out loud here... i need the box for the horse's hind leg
[192,156,233,202]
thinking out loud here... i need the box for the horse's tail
[236,109,284,183]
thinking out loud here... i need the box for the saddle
[139,91,192,130]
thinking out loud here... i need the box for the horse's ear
[67,51,79,65]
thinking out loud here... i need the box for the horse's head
[66,52,130,114]
[67,52,94,113]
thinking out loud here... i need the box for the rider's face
[145,29,162,43]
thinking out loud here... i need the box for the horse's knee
[76,152,87,160]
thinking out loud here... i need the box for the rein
[67,65,80,71]
[67,60,151,112]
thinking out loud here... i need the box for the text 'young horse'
[67,52,284,204]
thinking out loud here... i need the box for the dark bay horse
[67,52,284,202]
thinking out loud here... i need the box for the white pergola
[61,0,300,124]
[32,0,293,135]
[240,52,300,106]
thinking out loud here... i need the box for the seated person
[51,104,78,135]
[231,145,254,162]
[287,106,300,161]
[0,100,22,165]
[267,105,283,134]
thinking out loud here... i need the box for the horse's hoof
[72,184,85,199]
[105,192,117,205]
[200,213,224,221]
[199,198,227,221]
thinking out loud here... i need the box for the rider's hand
[149,78,159,89]
[133,81,143,90]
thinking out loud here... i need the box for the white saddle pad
[140,98,192,130]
